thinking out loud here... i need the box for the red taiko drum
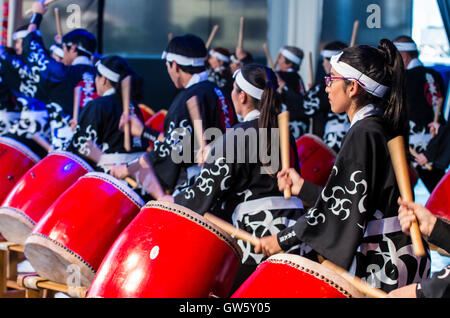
[0,151,93,245]
[24,172,145,287]
[296,134,337,187]
[87,201,242,298]
[144,110,166,132]
[426,171,450,220]
[0,137,40,205]
[139,104,155,123]
[232,254,364,298]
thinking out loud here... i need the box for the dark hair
[338,39,409,139]
[165,34,206,74]
[210,47,231,66]
[62,29,97,58]
[323,41,348,60]
[97,55,143,103]
[236,63,282,164]
[282,46,304,71]
[394,35,419,59]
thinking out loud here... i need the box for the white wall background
[267,0,324,88]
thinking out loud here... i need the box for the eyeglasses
[324,76,366,88]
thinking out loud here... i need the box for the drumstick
[84,140,138,189]
[237,17,244,49]
[409,146,433,171]
[31,133,53,153]
[278,111,291,199]
[54,7,62,40]
[273,52,281,71]
[308,52,314,87]
[388,136,426,257]
[205,25,219,50]
[319,258,388,298]
[72,86,82,127]
[350,20,360,47]
[204,213,261,247]
[121,76,132,152]
[263,43,275,71]
[25,0,59,15]
[186,95,206,153]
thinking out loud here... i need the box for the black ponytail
[238,64,282,174]
[378,39,409,139]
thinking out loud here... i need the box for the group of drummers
[0,0,449,298]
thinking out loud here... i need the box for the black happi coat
[278,113,431,293]
[0,78,21,136]
[406,64,447,153]
[303,82,350,152]
[277,70,308,139]
[175,118,305,265]
[19,31,97,116]
[0,38,48,102]
[146,79,236,192]
[68,93,146,170]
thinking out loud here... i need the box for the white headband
[50,45,64,59]
[162,51,205,67]
[321,49,342,59]
[96,61,120,83]
[64,41,93,56]
[280,48,302,65]
[330,52,389,98]
[233,69,264,100]
[209,49,230,63]
[393,42,418,52]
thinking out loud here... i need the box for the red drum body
[0,137,40,205]
[87,201,242,298]
[139,104,155,123]
[24,172,144,287]
[144,110,166,133]
[0,151,93,245]
[232,254,363,298]
[426,171,450,220]
[296,134,337,187]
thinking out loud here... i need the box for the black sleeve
[428,218,450,254]
[142,126,161,143]
[277,125,381,269]
[298,180,323,206]
[418,264,450,298]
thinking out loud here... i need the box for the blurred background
[2,0,448,117]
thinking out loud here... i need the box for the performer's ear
[347,80,362,99]
[239,91,247,105]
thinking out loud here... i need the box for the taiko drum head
[24,172,145,287]
[232,254,364,298]
[0,151,93,245]
[87,201,242,298]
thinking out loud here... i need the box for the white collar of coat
[103,88,116,96]
[185,70,209,89]
[350,104,379,128]
[72,56,93,66]
[243,109,260,122]
[407,58,422,70]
